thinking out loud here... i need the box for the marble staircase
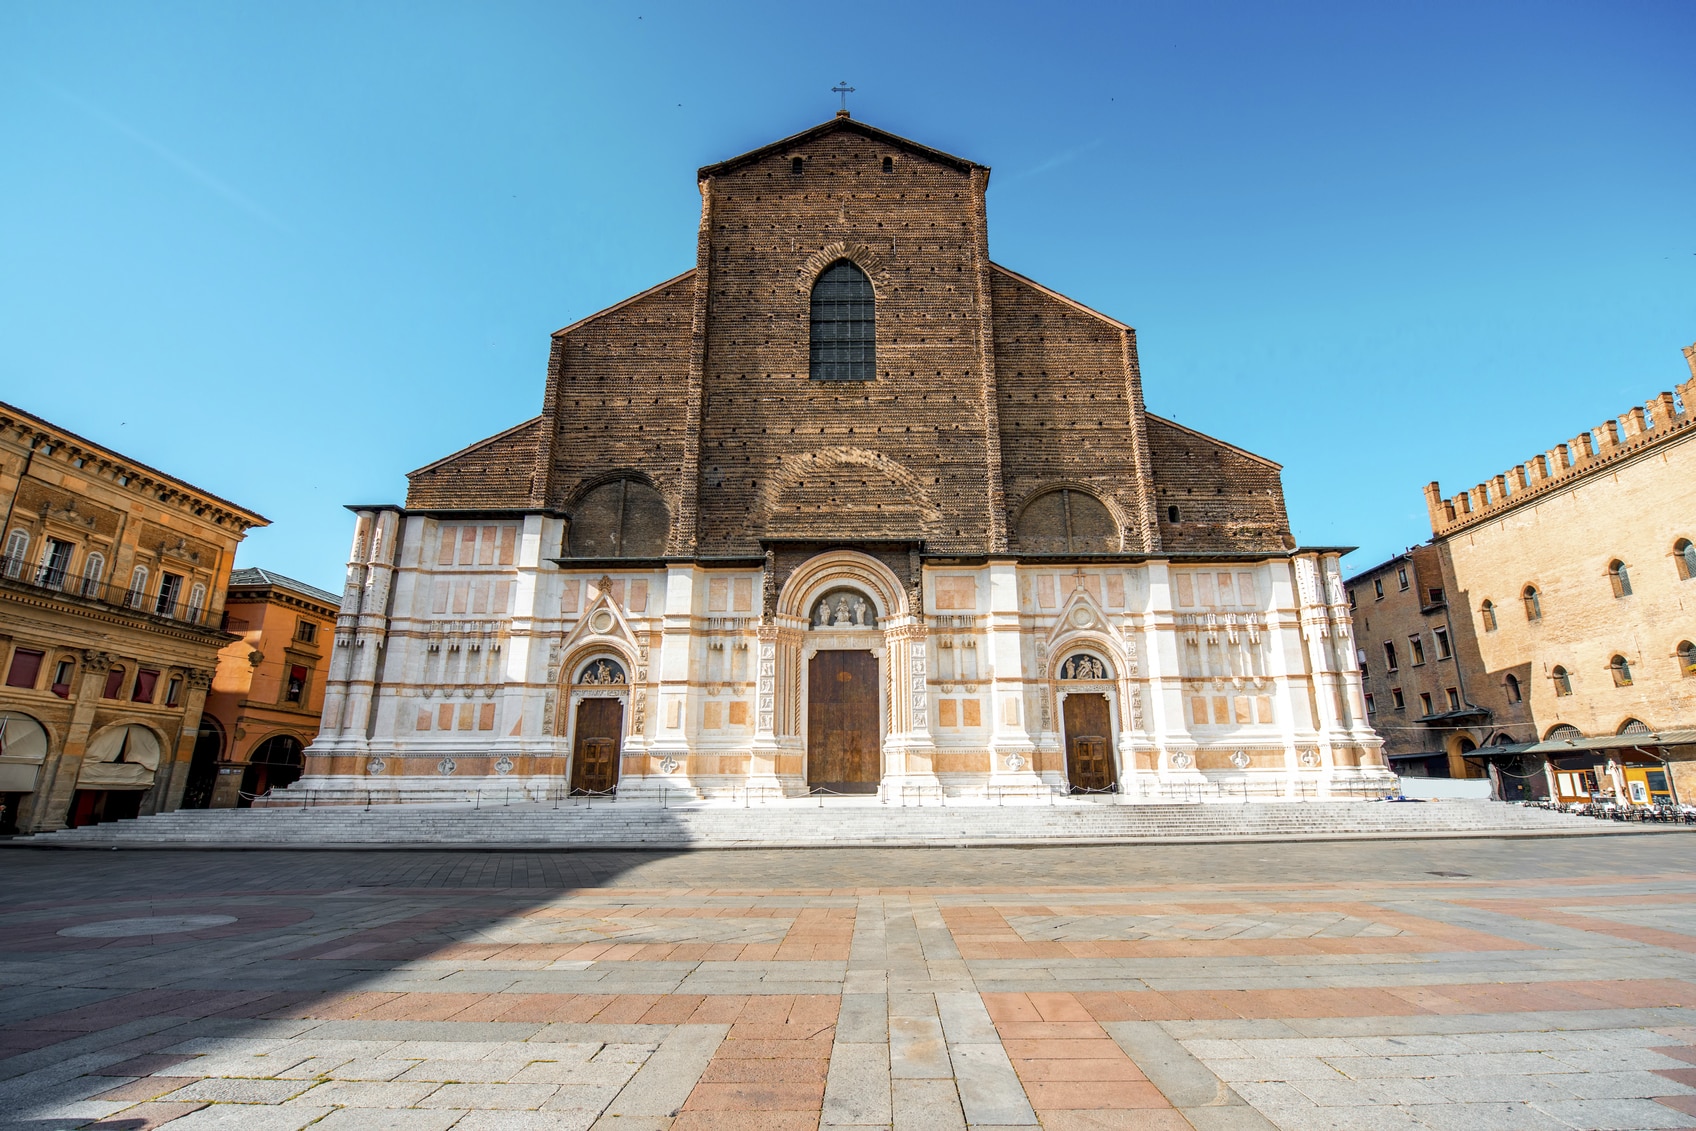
[11,796,1632,849]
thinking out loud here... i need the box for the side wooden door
[807,650,880,793]
[571,698,623,793]
[1063,693,1116,792]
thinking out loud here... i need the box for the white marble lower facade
[301,509,1391,801]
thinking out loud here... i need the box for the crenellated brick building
[1349,343,1696,803]
[303,114,1387,802]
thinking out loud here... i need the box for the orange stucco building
[197,568,339,807]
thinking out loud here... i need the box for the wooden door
[1063,693,1116,792]
[807,650,880,793]
[571,698,623,793]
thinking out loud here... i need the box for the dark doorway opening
[570,698,623,794]
[808,650,880,793]
[181,717,223,810]
[0,792,24,834]
[67,788,144,828]
[1063,693,1117,793]
[238,735,304,807]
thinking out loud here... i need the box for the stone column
[155,667,214,813]
[318,511,375,740]
[26,650,117,832]
[340,509,401,747]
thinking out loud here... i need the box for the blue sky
[2,1,1691,591]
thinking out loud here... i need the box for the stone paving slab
[3,838,1696,1129]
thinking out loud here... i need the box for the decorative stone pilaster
[984,561,1040,795]
[877,619,937,800]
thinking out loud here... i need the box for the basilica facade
[303,114,1388,802]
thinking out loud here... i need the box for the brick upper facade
[406,115,1292,560]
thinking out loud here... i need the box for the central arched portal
[1057,652,1119,793]
[807,649,880,792]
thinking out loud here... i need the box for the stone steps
[9,800,1642,849]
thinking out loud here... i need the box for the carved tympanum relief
[1059,653,1111,681]
[576,658,626,686]
[810,587,875,629]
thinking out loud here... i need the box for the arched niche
[809,586,879,629]
[575,656,628,686]
[1014,487,1120,553]
[567,478,669,558]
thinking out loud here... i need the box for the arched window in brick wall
[1522,585,1541,621]
[1552,666,1572,696]
[1608,560,1632,598]
[1676,539,1696,581]
[809,261,875,381]
[1480,599,1497,631]
[1504,673,1522,703]
[1678,641,1695,678]
[1610,655,1633,687]
[566,479,669,558]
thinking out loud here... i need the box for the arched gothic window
[809,261,875,381]
[1676,539,1696,581]
[1608,560,1632,598]
[1551,665,1572,696]
[1522,585,1541,621]
[1504,673,1522,703]
[1618,718,1651,736]
[1610,655,1633,687]
[567,479,669,558]
[1480,600,1497,631]
[1679,641,1696,678]
[1546,723,1582,741]
[1015,488,1119,553]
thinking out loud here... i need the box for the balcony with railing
[0,553,221,629]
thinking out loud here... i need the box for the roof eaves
[697,116,985,179]
[988,263,1132,332]
[0,399,269,526]
[551,269,696,338]
[226,567,342,607]
[1145,413,1283,471]
[407,416,543,480]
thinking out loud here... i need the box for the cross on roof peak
[831,80,855,117]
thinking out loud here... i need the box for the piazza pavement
[1,834,1695,1130]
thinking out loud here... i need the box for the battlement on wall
[1424,343,1696,537]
